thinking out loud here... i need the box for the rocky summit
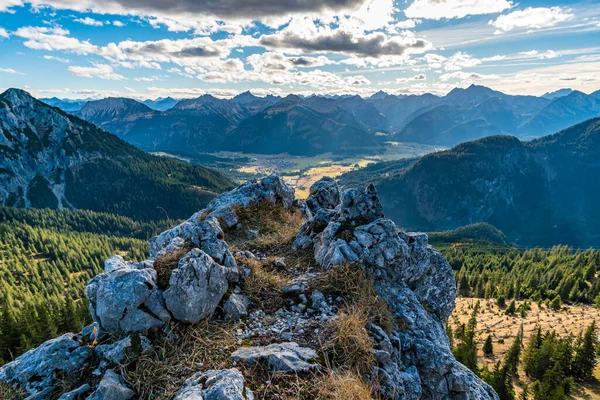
[0,175,498,399]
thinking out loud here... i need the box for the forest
[0,207,172,363]
[451,301,599,400]
[439,243,600,306]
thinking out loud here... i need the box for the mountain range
[340,118,600,247]
[0,89,233,220]
[43,85,600,156]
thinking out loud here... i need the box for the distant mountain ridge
[0,88,234,220]
[340,118,600,247]
[46,85,600,155]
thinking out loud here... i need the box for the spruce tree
[483,335,494,356]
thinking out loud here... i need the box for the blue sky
[0,0,599,99]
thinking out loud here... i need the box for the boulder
[174,369,254,400]
[163,249,236,323]
[86,370,135,400]
[223,293,250,321]
[86,263,170,334]
[95,334,152,364]
[338,184,384,222]
[231,342,320,373]
[0,333,92,395]
[305,176,340,213]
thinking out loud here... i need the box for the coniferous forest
[0,207,172,362]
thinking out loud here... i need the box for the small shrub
[0,383,26,400]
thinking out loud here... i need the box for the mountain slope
[40,97,88,112]
[341,118,600,246]
[142,97,179,111]
[0,88,234,220]
[223,95,380,156]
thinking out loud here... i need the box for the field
[450,298,600,399]
[199,142,442,198]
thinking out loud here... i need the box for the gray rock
[57,384,91,400]
[223,293,250,321]
[305,176,340,213]
[306,183,497,399]
[231,342,320,373]
[95,334,152,364]
[310,291,326,310]
[246,229,259,239]
[149,216,237,269]
[0,333,92,394]
[174,369,254,400]
[164,249,236,323]
[86,370,135,400]
[292,208,336,250]
[274,258,286,268]
[338,184,384,222]
[86,263,170,334]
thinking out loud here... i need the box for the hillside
[0,89,234,220]
[340,118,600,246]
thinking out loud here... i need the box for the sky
[0,0,599,99]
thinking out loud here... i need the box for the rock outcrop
[0,174,497,399]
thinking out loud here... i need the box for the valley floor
[451,298,600,399]
[154,142,442,198]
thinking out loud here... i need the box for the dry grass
[124,321,238,399]
[153,241,195,289]
[0,383,26,400]
[320,371,375,400]
[313,263,394,332]
[240,258,289,312]
[326,306,375,375]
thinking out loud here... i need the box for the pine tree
[572,321,599,380]
[483,335,494,356]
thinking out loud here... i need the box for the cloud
[74,17,104,26]
[490,7,575,34]
[260,29,430,58]
[0,67,23,74]
[14,26,99,54]
[67,64,127,80]
[443,52,481,71]
[0,0,22,12]
[43,55,70,63]
[439,71,498,81]
[0,27,8,39]
[12,0,367,20]
[112,20,125,27]
[405,0,512,20]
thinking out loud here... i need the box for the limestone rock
[95,334,152,364]
[231,342,319,373]
[223,293,250,321]
[163,249,235,323]
[305,176,340,213]
[0,333,92,395]
[87,370,135,400]
[57,384,91,400]
[174,369,254,400]
[86,263,170,334]
[308,183,497,399]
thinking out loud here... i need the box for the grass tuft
[239,258,289,312]
[0,383,26,400]
[320,370,375,400]
[327,306,375,375]
[153,241,195,289]
[313,263,394,332]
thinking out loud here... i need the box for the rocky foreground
[0,176,498,399]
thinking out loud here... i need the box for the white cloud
[439,71,498,81]
[490,7,575,34]
[405,0,512,20]
[443,51,481,70]
[112,20,125,27]
[0,67,23,74]
[0,27,8,39]
[74,17,104,26]
[14,26,99,54]
[67,64,127,80]
[0,0,22,12]
[43,55,70,63]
